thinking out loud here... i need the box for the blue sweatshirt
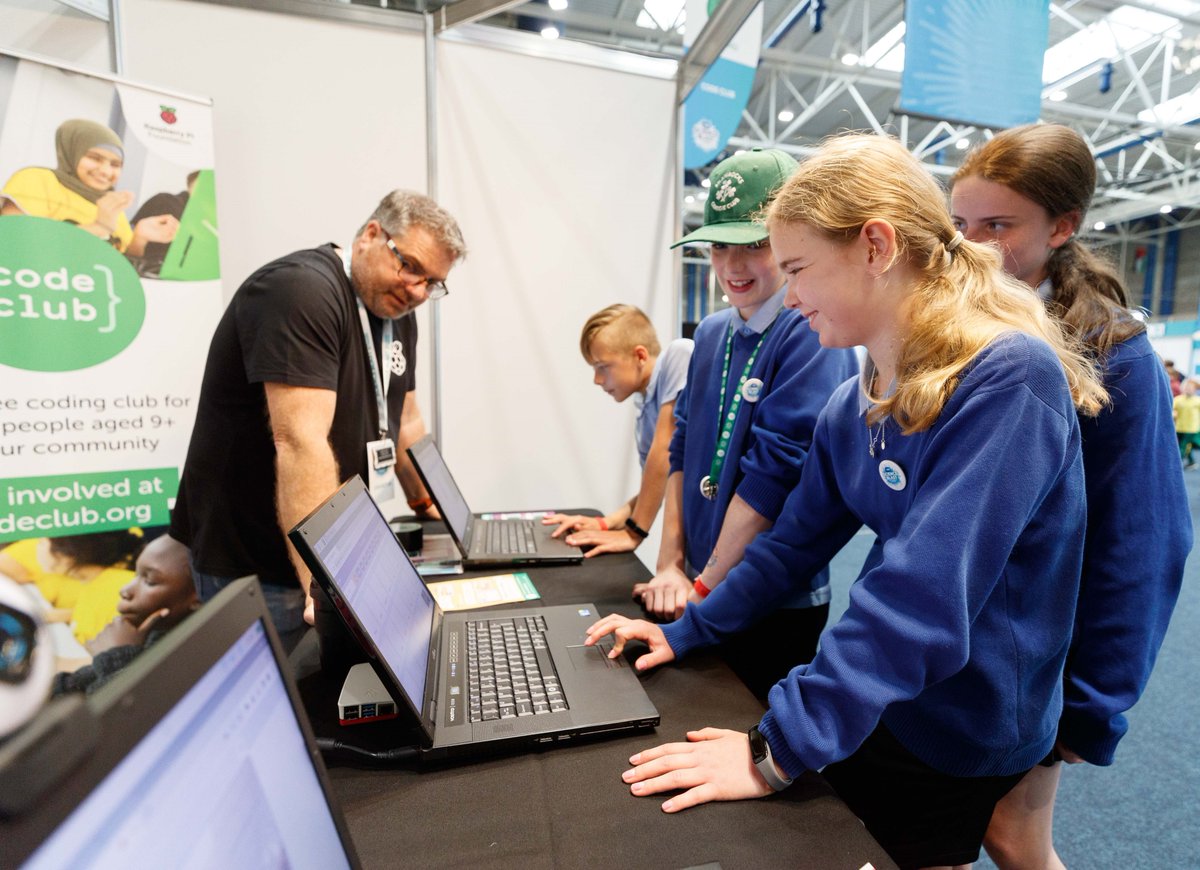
[1062,329,1191,765]
[663,333,1086,778]
[669,290,858,606]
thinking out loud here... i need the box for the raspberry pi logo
[159,105,177,125]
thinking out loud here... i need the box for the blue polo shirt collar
[731,286,786,336]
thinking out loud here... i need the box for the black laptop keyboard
[466,615,568,722]
[473,520,537,555]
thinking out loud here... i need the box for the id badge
[366,438,398,503]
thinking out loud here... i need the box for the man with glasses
[170,190,465,650]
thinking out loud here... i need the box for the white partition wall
[435,28,676,554]
[117,0,438,421]
[119,0,428,291]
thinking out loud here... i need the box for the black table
[295,522,895,870]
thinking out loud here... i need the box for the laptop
[0,578,359,870]
[406,435,583,566]
[288,476,659,763]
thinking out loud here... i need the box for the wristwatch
[748,726,793,792]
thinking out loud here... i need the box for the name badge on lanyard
[348,249,401,505]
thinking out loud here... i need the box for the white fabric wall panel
[436,34,675,555]
[117,0,438,453]
[119,0,427,292]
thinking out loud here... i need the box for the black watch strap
[624,518,650,540]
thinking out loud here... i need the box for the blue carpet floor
[823,467,1200,867]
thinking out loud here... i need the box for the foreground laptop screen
[24,621,352,870]
[411,439,472,542]
[311,487,436,710]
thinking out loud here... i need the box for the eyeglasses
[380,229,449,300]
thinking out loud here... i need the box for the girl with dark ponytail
[953,123,1190,870]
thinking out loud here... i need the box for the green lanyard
[700,320,773,500]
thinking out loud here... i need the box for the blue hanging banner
[682,0,763,169]
[899,0,1050,129]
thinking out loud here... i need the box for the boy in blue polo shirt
[544,304,693,558]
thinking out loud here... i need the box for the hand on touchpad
[567,643,623,670]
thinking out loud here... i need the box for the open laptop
[406,435,583,566]
[288,476,659,763]
[0,577,359,870]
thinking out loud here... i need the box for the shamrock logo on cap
[710,171,745,213]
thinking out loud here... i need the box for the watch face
[748,726,767,762]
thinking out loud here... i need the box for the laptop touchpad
[567,643,623,670]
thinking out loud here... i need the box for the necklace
[867,419,887,458]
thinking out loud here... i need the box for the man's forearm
[275,442,339,593]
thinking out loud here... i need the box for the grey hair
[359,190,467,262]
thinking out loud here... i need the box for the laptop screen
[23,621,352,870]
[410,438,472,542]
[309,485,436,712]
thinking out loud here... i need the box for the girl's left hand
[621,727,775,812]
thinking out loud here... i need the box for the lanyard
[701,319,773,499]
[356,299,392,439]
[343,249,392,439]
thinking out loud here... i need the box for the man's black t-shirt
[171,244,417,585]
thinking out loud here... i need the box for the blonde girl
[584,134,1107,870]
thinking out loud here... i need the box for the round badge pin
[741,378,764,403]
[878,459,906,491]
[699,475,718,500]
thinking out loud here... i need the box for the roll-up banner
[0,52,221,560]
[682,0,763,170]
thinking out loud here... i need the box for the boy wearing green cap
[634,149,858,699]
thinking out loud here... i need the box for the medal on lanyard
[701,321,773,501]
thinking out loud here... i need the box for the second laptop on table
[406,434,583,566]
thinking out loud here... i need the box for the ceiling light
[1094,220,1107,230]
[861,21,906,72]
[540,25,559,38]
[955,138,970,150]
[841,53,860,66]
[548,0,568,8]
[1049,90,1068,102]
[1161,204,1174,213]
[778,109,795,123]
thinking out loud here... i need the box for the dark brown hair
[953,124,1143,356]
[49,529,143,571]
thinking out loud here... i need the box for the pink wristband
[597,518,608,531]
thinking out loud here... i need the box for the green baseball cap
[671,148,799,248]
